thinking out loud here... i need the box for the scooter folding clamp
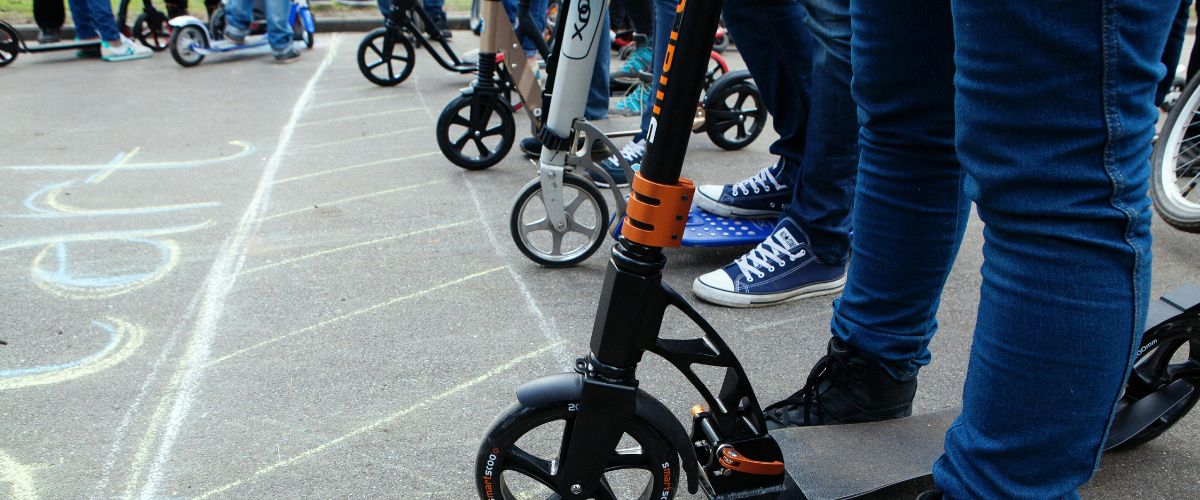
[622,173,696,247]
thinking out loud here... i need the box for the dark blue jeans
[722,0,856,265]
[831,0,1169,496]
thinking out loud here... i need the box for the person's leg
[68,0,121,41]
[377,0,391,17]
[585,12,612,120]
[689,0,812,220]
[760,0,957,426]
[33,0,66,30]
[224,0,255,35]
[1157,0,1192,105]
[693,0,855,308]
[262,0,294,51]
[66,0,97,39]
[636,0,678,141]
[931,0,1167,496]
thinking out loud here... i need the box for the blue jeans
[1158,0,1193,105]
[831,0,1168,496]
[66,0,120,41]
[722,0,856,265]
[501,0,548,57]
[227,0,293,50]
[584,13,611,120]
[636,0,679,139]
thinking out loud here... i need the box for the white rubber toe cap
[697,184,724,203]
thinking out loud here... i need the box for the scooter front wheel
[0,22,18,67]
[510,175,609,268]
[437,92,515,170]
[477,400,680,500]
[357,27,414,86]
[169,24,207,67]
[133,12,171,51]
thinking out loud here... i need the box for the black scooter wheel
[477,400,680,499]
[704,72,767,150]
[133,12,171,51]
[0,22,18,67]
[1109,313,1199,450]
[357,27,414,86]
[509,175,609,268]
[437,92,515,170]
[169,24,207,67]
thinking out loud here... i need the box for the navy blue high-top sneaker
[692,217,845,307]
[694,160,792,218]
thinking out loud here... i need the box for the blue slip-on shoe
[692,217,845,308]
[694,159,792,218]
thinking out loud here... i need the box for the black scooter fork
[554,0,786,496]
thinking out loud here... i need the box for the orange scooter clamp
[621,173,695,247]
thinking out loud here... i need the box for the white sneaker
[101,36,153,62]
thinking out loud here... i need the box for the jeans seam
[1092,0,1147,475]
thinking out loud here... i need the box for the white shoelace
[732,165,787,196]
[619,139,647,163]
[734,233,806,281]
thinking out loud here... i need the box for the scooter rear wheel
[437,92,515,170]
[169,25,207,67]
[133,12,171,51]
[357,27,415,86]
[477,400,680,500]
[0,23,17,67]
[1110,313,1200,450]
[510,174,609,268]
[704,73,767,151]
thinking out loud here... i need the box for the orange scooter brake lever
[718,446,786,476]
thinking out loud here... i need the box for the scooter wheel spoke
[366,59,384,70]
[474,137,493,158]
[453,131,473,150]
[504,445,558,487]
[368,42,384,59]
[481,125,506,138]
[450,114,472,129]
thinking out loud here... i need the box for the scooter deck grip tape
[768,407,959,500]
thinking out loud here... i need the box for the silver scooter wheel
[510,174,610,268]
[169,24,207,67]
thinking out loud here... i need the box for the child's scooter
[475,1,1200,499]
[166,0,314,67]
[356,0,476,86]
[0,20,104,67]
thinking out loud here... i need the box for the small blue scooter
[166,0,315,67]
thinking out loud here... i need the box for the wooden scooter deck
[768,407,959,500]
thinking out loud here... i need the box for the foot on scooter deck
[769,407,959,500]
[611,205,776,247]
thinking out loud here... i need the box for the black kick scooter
[475,0,1200,498]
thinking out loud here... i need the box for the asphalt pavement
[0,31,1197,499]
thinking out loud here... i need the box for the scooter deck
[769,407,959,500]
[610,205,774,247]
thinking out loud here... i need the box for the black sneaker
[436,18,452,40]
[520,136,543,157]
[694,160,792,218]
[764,337,916,429]
[38,28,61,44]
